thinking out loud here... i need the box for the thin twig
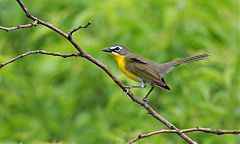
[68,21,92,37]
[0,20,38,31]
[0,50,80,69]
[128,127,240,144]
[182,127,240,135]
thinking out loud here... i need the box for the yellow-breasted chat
[103,45,208,101]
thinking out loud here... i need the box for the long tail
[173,54,209,66]
[157,53,209,77]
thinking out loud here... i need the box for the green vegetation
[0,0,239,143]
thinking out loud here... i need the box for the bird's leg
[143,83,154,102]
[125,79,146,93]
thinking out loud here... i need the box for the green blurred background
[0,0,239,143]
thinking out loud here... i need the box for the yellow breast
[111,52,138,81]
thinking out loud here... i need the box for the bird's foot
[143,98,147,102]
[142,98,148,107]
[124,86,131,93]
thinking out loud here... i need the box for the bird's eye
[115,47,120,52]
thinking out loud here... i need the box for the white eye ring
[114,46,121,52]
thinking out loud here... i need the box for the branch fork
[68,21,92,37]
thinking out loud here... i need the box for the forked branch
[128,127,240,144]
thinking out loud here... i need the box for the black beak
[102,47,112,53]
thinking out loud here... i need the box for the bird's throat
[111,53,138,81]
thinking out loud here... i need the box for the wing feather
[125,56,169,89]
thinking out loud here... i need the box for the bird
[102,45,209,101]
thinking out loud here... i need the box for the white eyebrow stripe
[110,47,116,50]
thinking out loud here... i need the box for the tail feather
[157,53,209,77]
[173,54,209,66]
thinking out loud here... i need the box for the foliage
[0,0,239,143]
